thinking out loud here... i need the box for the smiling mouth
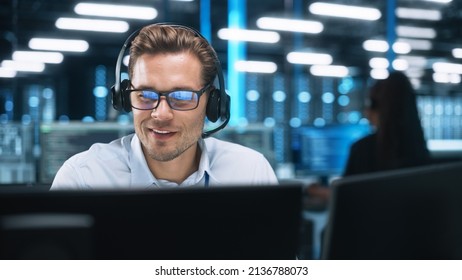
[152,129,171,134]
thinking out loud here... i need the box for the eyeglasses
[127,84,211,111]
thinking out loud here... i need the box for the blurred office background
[1,0,461,185]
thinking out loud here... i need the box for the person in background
[51,23,277,190]
[343,71,431,176]
[308,71,431,201]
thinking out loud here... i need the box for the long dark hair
[370,71,430,169]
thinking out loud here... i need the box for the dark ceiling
[1,0,462,94]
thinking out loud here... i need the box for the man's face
[130,52,207,162]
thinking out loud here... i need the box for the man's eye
[170,91,195,101]
[141,91,159,100]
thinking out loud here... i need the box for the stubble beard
[143,120,204,162]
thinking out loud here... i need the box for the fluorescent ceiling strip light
[396,7,441,21]
[363,40,389,52]
[392,42,411,54]
[217,28,280,43]
[74,3,157,20]
[56,17,129,33]
[310,65,349,77]
[392,59,409,71]
[396,26,436,39]
[287,51,332,65]
[397,38,432,50]
[432,72,461,83]
[433,62,462,74]
[398,55,428,68]
[256,17,323,34]
[405,68,425,78]
[29,38,89,52]
[234,60,277,73]
[1,60,45,72]
[370,69,389,80]
[369,57,389,69]
[309,2,381,21]
[123,55,130,67]
[0,67,16,78]
[13,51,64,64]
[453,48,462,59]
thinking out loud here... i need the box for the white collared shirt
[50,133,278,190]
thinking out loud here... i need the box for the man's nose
[151,98,174,120]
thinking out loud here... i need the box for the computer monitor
[322,160,462,259]
[39,121,133,183]
[291,124,371,177]
[0,184,302,260]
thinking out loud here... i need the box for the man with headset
[51,23,278,190]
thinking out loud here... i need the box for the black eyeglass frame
[126,83,212,111]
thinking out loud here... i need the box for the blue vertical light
[93,65,108,121]
[228,0,246,126]
[200,0,211,41]
[387,0,396,70]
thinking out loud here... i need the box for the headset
[111,23,230,138]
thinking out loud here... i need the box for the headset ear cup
[111,84,122,111]
[120,79,132,112]
[206,89,221,122]
[111,79,132,112]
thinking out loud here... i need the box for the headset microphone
[110,23,231,138]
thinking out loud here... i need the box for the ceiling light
[433,62,462,74]
[287,52,332,65]
[234,60,277,73]
[123,55,130,67]
[398,55,428,68]
[396,7,441,21]
[29,38,89,52]
[13,51,64,64]
[405,68,425,78]
[74,3,157,20]
[392,59,409,71]
[1,60,45,72]
[453,48,462,59]
[392,42,411,54]
[309,2,381,21]
[433,72,461,83]
[217,28,280,43]
[310,65,349,77]
[370,69,389,80]
[363,40,389,52]
[56,17,129,33]
[397,26,436,39]
[0,67,16,78]
[369,57,389,69]
[397,38,432,50]
[256,17,323,34]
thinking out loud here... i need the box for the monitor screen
[0,184,302,260]
[291,124,371,177]
[322,160,462,259]
[39,121,133,183]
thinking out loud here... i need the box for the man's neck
[146,143,201,184]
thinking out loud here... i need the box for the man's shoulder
[204,137,262,155]
[67,134,134,165]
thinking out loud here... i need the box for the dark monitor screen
[0,184,302,260]
[39,121,133,183]
[322,161,462,259]
[291,124,371,176]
